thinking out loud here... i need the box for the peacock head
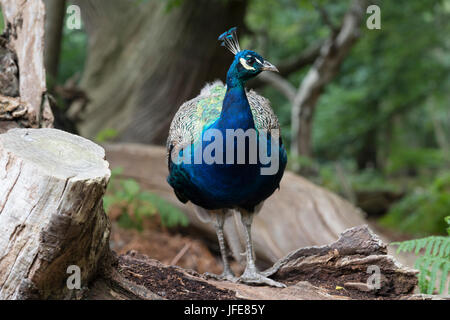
[219,27,278,85]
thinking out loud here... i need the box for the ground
[109,220,244,276]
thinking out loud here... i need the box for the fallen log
[87,225,419,300]
[104,143,368,266]
[264,225,418,297]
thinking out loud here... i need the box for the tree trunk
[0,0,54,132]
[0,128,110,299]
[72,0,247,144]
[295,97,318,158]
[43,0,67,88]
[357,127,378,170]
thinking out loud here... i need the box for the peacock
[166,27,287,287]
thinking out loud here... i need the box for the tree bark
[0,0,54,132]
[0,128,111,299]
[43,0,67,87]
[72,0,247,144]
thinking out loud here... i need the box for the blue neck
[216,72,254,131]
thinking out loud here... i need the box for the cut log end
[1,128,109,180]
[0,128,110,299]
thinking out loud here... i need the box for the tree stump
[0,128,110,299]
[0,0,54,133]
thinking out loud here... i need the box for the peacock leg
[205,210,237,282]
[238,212,286,288]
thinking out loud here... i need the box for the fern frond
[439,261,449,294]
[428,259,441,295]
[416,256,432,293]
[412,254,450,294]
[394,236,449,257]
[392,226,450,295]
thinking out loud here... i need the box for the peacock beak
[261,60,279,72]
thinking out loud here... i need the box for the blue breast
[168,84,287,212]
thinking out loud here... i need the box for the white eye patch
[239,58,256,71]
[247,54,263,65]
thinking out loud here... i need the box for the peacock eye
[247,57,255,64]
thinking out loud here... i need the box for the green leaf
[95,128,119,143]
[121,179,141,197]
[111,167,124,177]
[0,7,4,33]
[103,195,115,213]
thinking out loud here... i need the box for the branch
[290,0,368,157]
[277,41,323,76]
[250,42,322,89]
[257,72,296,102]
[313,1,340,35]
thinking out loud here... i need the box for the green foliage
[95,128,119,143]
[289,154,398,197]
[387,148,447,175]
[287,153,318,172]
[246,0,450,238]
[135,0,186,11]
[164,0,184,11]
[380,173,450,236]
[322,165,397,194]
[392,216,450,295]
[57,6,87,84]
[0,8,4,34]
[247,0,450,167]
[104,167,189,231]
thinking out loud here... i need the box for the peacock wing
[166,81,225,164]
[247,89,281,134]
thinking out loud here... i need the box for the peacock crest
[218,27,241,55]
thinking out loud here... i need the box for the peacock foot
[238,269,286,288]
[204,270,238,282]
